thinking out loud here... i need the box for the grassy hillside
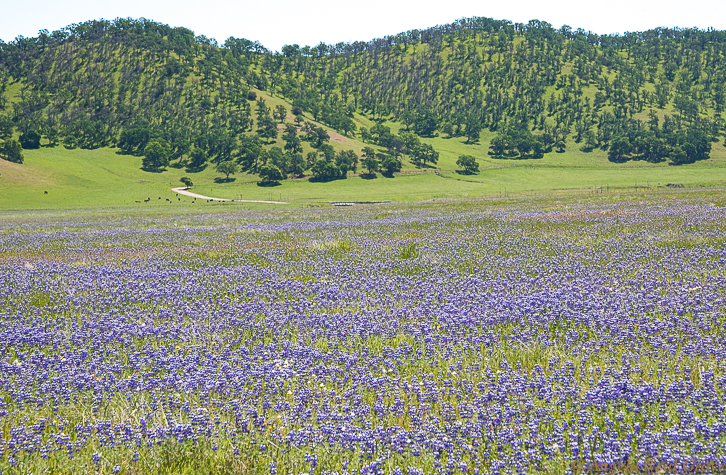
[2,77,725,210]
[2,17,726,209]
[3,133,725,210]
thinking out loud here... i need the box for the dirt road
[170,187,287,204]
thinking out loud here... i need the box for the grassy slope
[419,130,726,191]
[2,87,726,210]
[3,138,725,210]
[0,147,244,208]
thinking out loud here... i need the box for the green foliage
[215,161,239,179]
[311,159,341,179]
[0,115,13,140]
[142,138,171,170]
[413,109,438,137]
[288,152,305,177]
[606,123,712,165]
[0,139,24,163]
[118,125,151,155]
[465,116,481,144]
[456,154,479,173]
[381,155,402,175]
[302,122,330,148]
[282,124,302,154]
[195,130,234,163]
[336,150,359,172]
[489,128,551,159]
[319,143,336,162]
[258,163,284,182]
[256,99,278,143]
[62,118,107,149]
[669,147,689,166]
[19,130,41,149]
[266,146,287,174]
[236,135,263,171]
[608,137,632,163]
[188,147,208,170]
[305,150,319,169]
[410,142,439,167]
[361,154,379,175]
[274,105,287,123]
[180,176,193,188]
[367,124,395,148]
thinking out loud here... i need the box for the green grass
[0,147,235,209]
[2,127,726,210]
[411,126,726,174]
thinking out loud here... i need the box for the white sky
[1,0,725,51]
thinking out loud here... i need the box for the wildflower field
[1,195,726,474]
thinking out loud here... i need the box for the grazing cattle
[44,191,48,195]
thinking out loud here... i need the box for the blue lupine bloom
[0,201,725,473]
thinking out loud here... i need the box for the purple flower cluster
[0,200,725,473]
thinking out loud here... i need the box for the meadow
[3,84,726,211]
[2,130,726,210]
[1,192,725,474]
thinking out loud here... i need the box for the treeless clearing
[276,124,355,146]
[0,158,56,187]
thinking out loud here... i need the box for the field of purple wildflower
[1,196,726,474]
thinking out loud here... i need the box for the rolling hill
[1,17,726,209]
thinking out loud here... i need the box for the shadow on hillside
[116,149,145,157]
[185,164,208,173]
[214,177,237,183]
[455,170,478,176]
[489,155,544,160]
[309,176,346,183]
[140,166,165,173]
[257,181,281,187]
[359,173,377,180]
[381,172,396,178]
[607,156,630,164]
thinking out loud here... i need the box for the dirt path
[276,124,354,146]
[170,187,287,204]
